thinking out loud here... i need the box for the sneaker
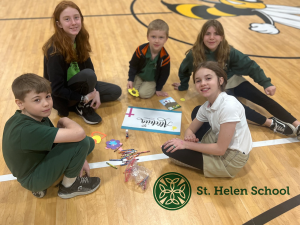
[58,176,101,199]
[296,125,300,140]
[269,117,295,136]
[76,102,102,124]
[32,189,47,198]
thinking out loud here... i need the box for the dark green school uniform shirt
[178,47,272,91]
[2,111,58,180]
[138,48,160,81]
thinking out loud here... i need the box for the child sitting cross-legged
[163,61,252,178]
[2,73,100,199]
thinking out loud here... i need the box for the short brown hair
[147,19,169,37]
[193,61,227,92]
[12,73,52,101]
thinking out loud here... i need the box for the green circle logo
[153,172,192,210]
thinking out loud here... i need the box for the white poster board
[121,106,182,135]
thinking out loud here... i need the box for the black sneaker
[76,103,102,124]
[58,176,101,199]
[296,125,300,140]
[269,117,295,136]
[32,189,47,198]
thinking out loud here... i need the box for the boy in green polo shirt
[2,73,100,199]
[127,19,171,98]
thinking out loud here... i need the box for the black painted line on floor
[130,0,300,59]
[130,0,194,46]
[0,11,172,21]
[243,194,300,225]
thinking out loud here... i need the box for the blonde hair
[12,73,52,101]
[147,19,169,37]
[189,19,230,69]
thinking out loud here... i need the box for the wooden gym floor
[0,0,300,224]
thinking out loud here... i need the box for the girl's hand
[80,160,90,177]
[184,135,199,143]
[184,129,199,142]
[163,138,186,153]
[172,83,181,90]
[156,91,169,97]
[264,86,276,96]
[85,88,97,103]
[127,81,133,89]
[90,91,101,109]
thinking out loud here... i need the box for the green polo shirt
[138,48,160,81]
[2,111,58,180]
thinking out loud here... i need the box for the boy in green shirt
[2,73,100,199]
[127,19,171,98]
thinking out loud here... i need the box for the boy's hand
[264,86,276,96]
[91,91,101,109]
[80,160,90,177]
[127,81,133,89]
[172,83,181,90]
[156,91,169,97]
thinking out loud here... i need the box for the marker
[126,129,129,139]
[121,149,135,152]
[106,162,118,169]
[114,143,123,152]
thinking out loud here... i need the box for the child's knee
[82,69,97,83]
[112,85,122,100]
[191,105,201,120]
[139,89,155,99]
[161,145,171,156]
[86,136,95,154]
[77,136,90,151]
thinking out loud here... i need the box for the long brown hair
[189,19,230,69]
[42,1,91,63]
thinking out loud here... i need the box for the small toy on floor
[106,139,123,151]
[128,88,139,97]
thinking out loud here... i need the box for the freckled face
[57,7,82,41]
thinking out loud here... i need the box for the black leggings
[162,106,209,170]
[68,68,122,104]
[227,81,296,125]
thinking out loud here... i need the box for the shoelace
[273,121,285,133]
[32,191,41,196]
[79,176,90,184]
[84,104,95,115]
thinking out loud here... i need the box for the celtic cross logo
[153,172,191,210]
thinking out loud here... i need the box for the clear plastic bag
[124,159,151,190]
